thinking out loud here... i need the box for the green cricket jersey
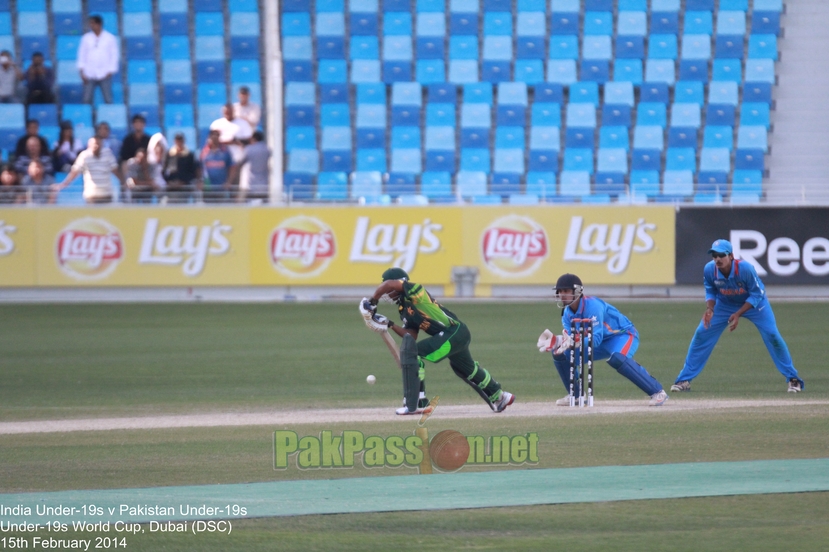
[397,281,460,336]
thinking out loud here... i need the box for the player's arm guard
[359,297,377,322]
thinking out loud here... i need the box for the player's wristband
[388,320,394,328]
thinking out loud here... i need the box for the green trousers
[416,322,504,402]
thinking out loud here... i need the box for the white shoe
[649,390,669,406]
[788,378,803,393]
[555,395,573,406]
[670,380,691,392]
[395,405,426,415]
[493,391,515,413]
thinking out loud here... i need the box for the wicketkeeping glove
[536,329,575,355]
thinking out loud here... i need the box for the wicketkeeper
[537,273,669,407]
[360,267,515,415]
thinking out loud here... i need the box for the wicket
[568,318,594,408]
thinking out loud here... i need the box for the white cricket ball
[366,375,376,385]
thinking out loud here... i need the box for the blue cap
[708,239,732,255]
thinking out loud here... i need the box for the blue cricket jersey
[704,259,766,308]
[561,296,635,350]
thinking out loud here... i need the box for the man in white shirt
[76,15,119,104]
[233,86,261,129]
[53,137,120,203]
[209,103,252,163]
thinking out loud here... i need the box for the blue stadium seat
[718,11,746,35]
[53,13,82,36]
[416,60,446,83]
[668,127,698,149]
[387,175,419,199]
[661,171,694,199]
[483,12,512,36]
[748,34,778,60]
[602,104,632,127]
[351,13,379,36]
[600,126,629,150]
[712,59,742,82]
[706,104,735,126]
[640,82,669,104]
[566,127,594,148]
[426,104,456,126]
[194,12,226,37]
[198,61,227,83]
[425,126,453,150]
[56,35,81,61]
[456,170,488,198]
[384,11,412,35]
[495,127,524,149]
[125,37,154,60]
[685,0,713,8]
[461,103,492,128]
[563,148,594,173]
[515,60,544,84]
[614,59,643,84]
[683,34,712,60]
[633,125,664,150]
[198,104,223,129]
[483,36,512,62]
[283,37,312,60]
[737,126,768,151]
[740,103,771,129]
[420,171,454,201]
[165,104,194,127]
[230,12,260,36]
[596,148,627,174]
[580,60,610,83]
[509,193,540,205]
[321,103,350,127]
[321,150,352,172]
[665,147,696,171]
[164,84,192,104]
[28,104,57,127]
[674,81,704,105]
[699,147,730,174]
[549,36,579,60]
[630,171,660,198]
[645,59,676,84]
[286,127,316,151]
[649,34,678,59]
[52,0,81,11]
[570,81,599,105]
[679,59,709,82]
[703,125,734,150]
[351,171,384,200]
[128,61,157,83]
[317,83,345,104]
[493,148,524,175]
[752,11,780,35]
[551,12,579,35]
[671,103,701,128]
[161,36,190,60]
[352,36,380,59]
[460,149,491,173]
[416,36,444,60]
[162,60,192,84]
[383,36,412,62]
[196,37,225,61]
[129,105,159,127]
[232,60,261,83]
[123,13,153,37]
[61,104,93,129]
[317,12,345,36]
[631,148,661,171]
[637,103,667,127]
[231,37,260,59]
[617,11,647,36]
[21,37,49,60]
[650,12,679,34]
[566,103,596,128]
[707,81,738,106]
[160,13,188,36]
[417,12,445,36]
[282,12,310,37]
[558,171,591,198]
[684,11,713,34]
[284,172,316,201]
[584,12,612,35]
[17,12,47,36]
[715,35,744,59]
[449,10,478,35]
[351,60,381,82]
[321,126,352,152]
[616,36,645,59]
[192,0,221,11]
[745,59,776,84]
[525,171,556,199]
[356,149,386,171]
[96,104,127,130]
[384,61,413,83]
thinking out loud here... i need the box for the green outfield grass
[0,302,824,420]
[1,302,826,551]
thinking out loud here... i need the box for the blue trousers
[553,330,663,396]
[675,300,801,384]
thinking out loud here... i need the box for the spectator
[14,120,50,159]
[147,132,168,164]
[232,130,271,203]
[53,136,120,204]
[233,86,261,129]
[210,103,252,162]
[21,159,54,204]
[199,129,234,203]
[52,122,84,173]
[77,15,119,104]
[96,122,121,157]
[119,114,150,169]
[23,52,55,105]
[0,50,22,103]
[0,164,24,204]
[15,135,53,176]
[125,147,163,204]
[162,133,200,203]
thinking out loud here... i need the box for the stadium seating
[0,0,263,169]
[279,0,780,202]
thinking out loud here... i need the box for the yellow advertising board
[249,207,463,285]
[0,210,37,286]
[34,208,250,286]
[0,206,675,288]
[461,206,675,284]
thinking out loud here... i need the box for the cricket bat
[380,330,401,368]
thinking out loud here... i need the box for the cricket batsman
[537,273,669,407]
[359,267,515,415]
[671,239,804,393]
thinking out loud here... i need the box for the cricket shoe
[493,391,515,413]
[670,380,691,392]
[788,379,803,393]
[395,398,430,416]
[649,390,669,406]
[555,395,574,406]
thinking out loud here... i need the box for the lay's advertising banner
[464,206,675,284]
[0,206,674,287]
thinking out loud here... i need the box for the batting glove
[359,297,377,322]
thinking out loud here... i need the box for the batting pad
[2,459,829,521]
[400,334,420,413]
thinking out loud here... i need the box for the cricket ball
[429,430,469,472]
[366,375,376,385]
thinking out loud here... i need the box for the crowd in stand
[0,15,271,206]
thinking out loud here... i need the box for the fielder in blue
[671,239,804,393]
[537,274,669,407]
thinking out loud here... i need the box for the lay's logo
[481,215,548,276]
[270,216,336,277]
[55,218,124,280]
